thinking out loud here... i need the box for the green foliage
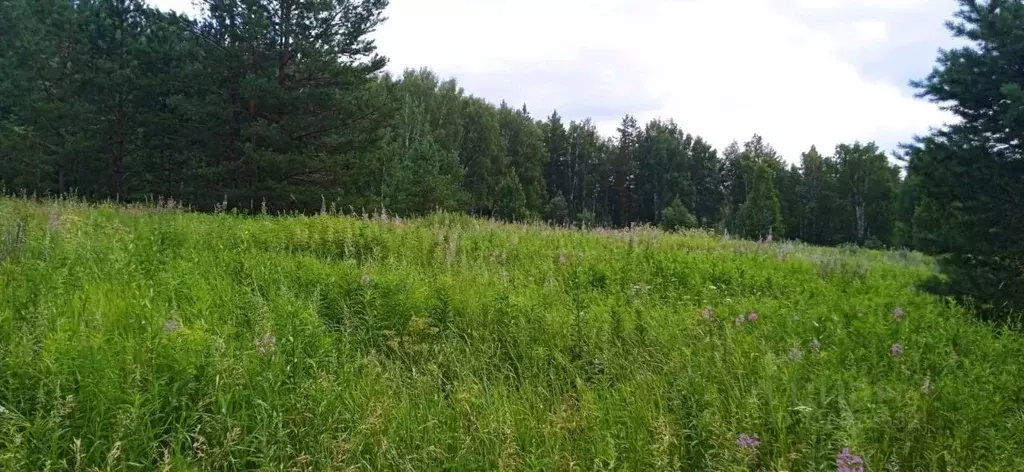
[0,0,390,211]
[834,142,898,246]
[404,138,464,214]
[659,197,698,231]
[0,0,916,250]
[494,169,531,222]
[904,0,1024,320]
[2,198,1024,470]
[736,163,784,239]
[498,103,548,216]
[544,192,570,225]
[797,146,843,245]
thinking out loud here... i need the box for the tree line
[1,0,1021,317]
[0,0,903,245]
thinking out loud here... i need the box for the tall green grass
[1,198,1022,471]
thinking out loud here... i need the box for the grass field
[1,197,1023,471]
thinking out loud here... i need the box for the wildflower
[736,433,760,451]
[890,343,903,357]
[735,315,746,325]
[810,338,821,353]
[256,334,277,355]
[746,310,759,322]
[163,320,180,333]
[836,448,865,472]
[892,307,905,322]
[360,274,372,286]
[702,307,715,321]
[788,348,803,361]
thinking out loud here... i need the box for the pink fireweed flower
[836,448,865,472]
[736,433,760,451]
[746,310,759,322]
[890,343,903,357]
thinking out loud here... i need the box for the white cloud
[150,0,197,15]
[148,0,956,160]
[851,20,889,42]
[790,0,929,9]
[376,0,954,159]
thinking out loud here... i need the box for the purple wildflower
[892,307,905,322]
[163,320,180,333]
[890,343,903,357]
[257,334,277,355]
[746,310,759,322]
[735,433,760,451]
[810,338,821,353]
[702,307,715,321]
[835,448,865,472]
[788,348,803,361]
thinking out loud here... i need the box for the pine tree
[0,0,92,195]
[611,115,640,227]
[687,137,723,226]
[542,111,570,211]
[194,0,391,211]
[905,0,1024,318]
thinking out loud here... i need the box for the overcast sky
[151,0,961,161]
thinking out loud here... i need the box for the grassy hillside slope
[1,198,1023,471]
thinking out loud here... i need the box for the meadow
[1,197,1023,471]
